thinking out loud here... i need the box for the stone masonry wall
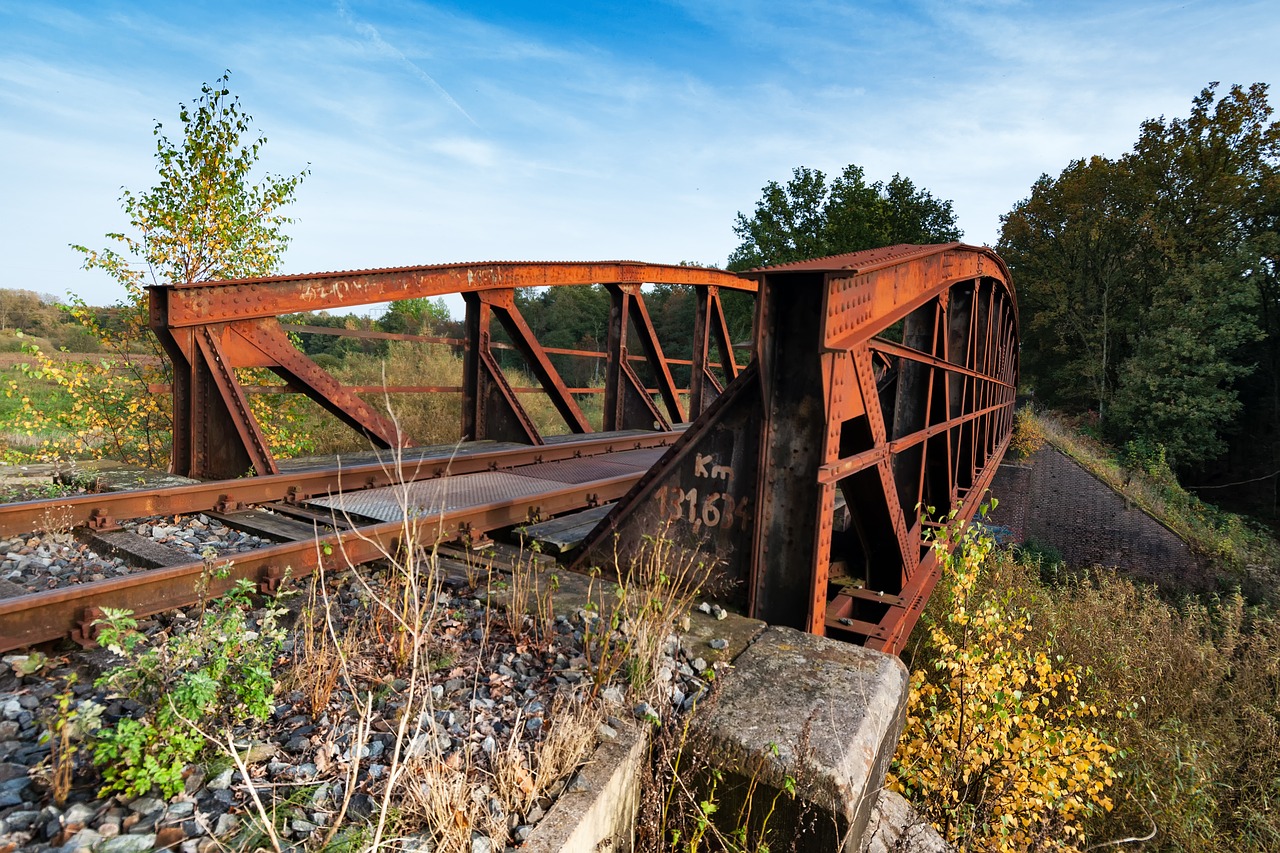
[988,446,1205,591]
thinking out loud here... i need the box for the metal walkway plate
[504,447,667,484]
[306,471,568,523]
[304,447,664,523]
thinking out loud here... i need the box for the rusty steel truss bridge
[0,243,1017,655]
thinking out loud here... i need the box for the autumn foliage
[889,511,1119,850]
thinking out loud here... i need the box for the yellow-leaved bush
[887,511,1119,851]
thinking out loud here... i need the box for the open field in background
[261,343,611,458]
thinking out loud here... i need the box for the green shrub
[91,580,284,797]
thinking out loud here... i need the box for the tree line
[999,83,1279,507]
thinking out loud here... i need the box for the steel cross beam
[150,262,752,479]
[573,243,1019,654]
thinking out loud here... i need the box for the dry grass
[397,758,508,850]
[980,549,1280,851]
[491,694,603,818]
[582,528,716,703]
[299,342,604,456]
[287,578,360,721]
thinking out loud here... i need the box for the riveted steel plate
[306,471,566,522]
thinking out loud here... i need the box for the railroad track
[0,430,680,653]
[2,244,1019,656]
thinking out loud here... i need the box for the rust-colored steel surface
[0,245,1016,656]
[149,261,750,479]
[574,244,1018,654]
[0,433,672,652]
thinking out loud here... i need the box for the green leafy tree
[727,164,962,270]
[1114,83,1276,467]
[4,73,308,466]
[380,296,455,335]
[999,156,1149,416]
[1000,83,1279,471]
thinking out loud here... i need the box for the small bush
[1010,407,1046,459]
[90,580,285,797]
[890,515,1119,851]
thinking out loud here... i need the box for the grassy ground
[0,364,79,454]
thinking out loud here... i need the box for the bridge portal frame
[149,261,752,479]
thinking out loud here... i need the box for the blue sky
[2,0,1278,311]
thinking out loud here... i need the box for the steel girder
[149,262,751,479]
[573,244,1019,654]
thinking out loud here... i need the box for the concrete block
[692,625,909,851]
[521,718,650,853]
[861,790,951,853]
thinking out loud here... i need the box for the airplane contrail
[336,0,479,126]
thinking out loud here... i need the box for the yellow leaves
[892,517,1120,852]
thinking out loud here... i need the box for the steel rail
[0,470,644,653]
[0,432,678,538]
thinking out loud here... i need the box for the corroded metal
[150,261,750,479]
[0,431,678,652]
[22,244,1018,658]
[574,244,1018,654]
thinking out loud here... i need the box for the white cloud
[1,0,1278,307]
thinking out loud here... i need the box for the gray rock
[62,802,97,826]
[166,801,196,819]
[405,733,432,758]
[213,813,239,836]
[470,833,492,853]
[128,796,166,815]
[206,768,234,791]
[184,765,207,794]
[59,828,102,853]
[596,723,618,740]
[308,783,331,809]
[6,809,40,831]
[291,818,319,834]
[100,834,157,853]
[708,638,729,650]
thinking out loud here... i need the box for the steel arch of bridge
[573,243,1018,652]
[149,244,1017,651]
